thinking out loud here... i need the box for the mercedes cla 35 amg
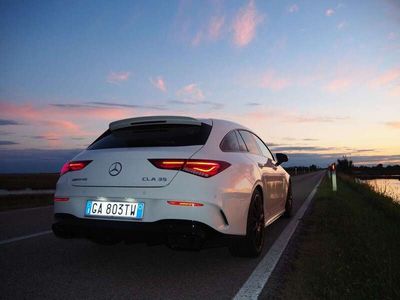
[52,116,292,257]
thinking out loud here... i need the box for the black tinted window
[88,123,212,149]
[239,130,262,156]
[220,131,239,152]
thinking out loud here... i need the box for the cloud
[29,135,60,141]
[88,101,165,110]
[208,16,225,40]
[337,21,346,30]
[150,76,167,92]
[176,83,205,102]
[324,78,352,92]
[325,8,335,16]
[290,115,349,123]
[0,140,18,145]
[233,0,264,47]
[246,102,261,106]
[0,119,21,126]
[390,86,400,97]
[271,146,337,152]
[259,70,290,91]
[388,32,397,40]
[191,31,203,46]
[245,106,349,124]
[288,4,299,13]
[192,15,225,46]
[53,101,165,111]
[107,71,131,84]
[370,68,400,88]
[385,121,400,129]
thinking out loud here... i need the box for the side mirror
[275,153,288,166]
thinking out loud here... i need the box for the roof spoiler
[109,116,202,131]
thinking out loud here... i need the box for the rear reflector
[167,201,203,207]
[149,159,230,178]
[54,197,69,202]
[60,160,92,176]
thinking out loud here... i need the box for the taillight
[60,160,92,176]
[148,159,230,178]
[54,197,69,202]
[167,200,203,207]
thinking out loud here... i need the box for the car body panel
[54,117,290,237]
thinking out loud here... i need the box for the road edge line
[233,174,325,300]
[0,230,52,246]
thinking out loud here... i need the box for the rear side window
[220,131,240,152]
[238,130,262,156]
[235,131,248,152]
[88,123,212,149]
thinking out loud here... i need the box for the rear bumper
[52,213,232,247]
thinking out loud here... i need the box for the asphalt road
[0,171,325,300]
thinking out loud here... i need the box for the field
[0,173,59,190]
[0,173,58,211]
[275,175,400,299]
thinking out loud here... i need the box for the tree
[337,156,353,173]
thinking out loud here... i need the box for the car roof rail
[109,116,202,131]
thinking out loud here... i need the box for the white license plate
[85,201,144,219]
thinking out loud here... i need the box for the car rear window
[87,123,212,149]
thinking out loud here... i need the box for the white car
[52,116,292,257]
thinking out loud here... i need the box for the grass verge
[279,175,400,299]
[0,194,53,211]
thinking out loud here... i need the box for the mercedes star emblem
[108,162,122,176]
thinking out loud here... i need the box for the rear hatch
[69,117,212,188]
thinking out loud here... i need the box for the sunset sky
[1,0,399,172]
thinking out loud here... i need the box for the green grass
[280,175,400,300]
[0,173,59,190]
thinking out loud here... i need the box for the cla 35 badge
[108,162,122,176]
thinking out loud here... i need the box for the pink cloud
[150,76,167,92]
[390,85,400,97]
[288,4,299,13]
[192,15,225,46]
[325,8,335,16]
[233,0,264,47]
[208,16,225,40]
[259,71,290,91]
[107,71,131,84]
[385,121,400,129]
[370,68,400,88]
[176,83,204,102]
[191,31,203,46]
[325,78,352,92]
[0,101,130,134]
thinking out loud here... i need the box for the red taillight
[54,197,69,202]
[60,160,92,176]
[167,200,204,207]
[149,159,230,178]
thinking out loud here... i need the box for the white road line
[0,230,52,246]
[233,175,324,300]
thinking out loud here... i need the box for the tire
[284,182,293,218]
[229,189,265,257]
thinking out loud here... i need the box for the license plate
[85,201,144,219]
